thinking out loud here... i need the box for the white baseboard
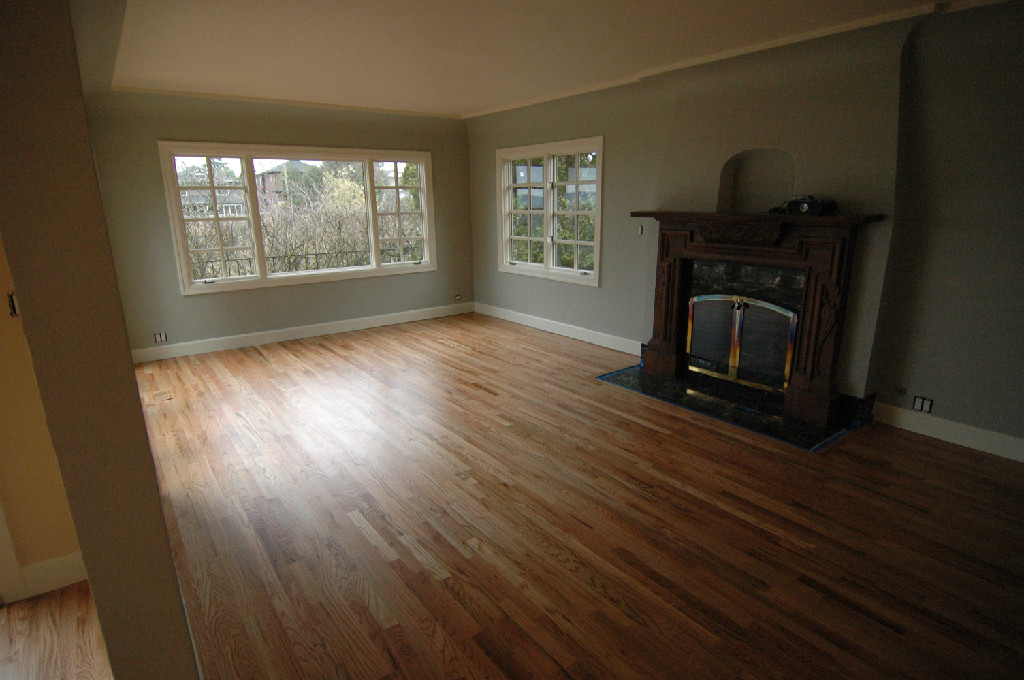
[1,550,87,603]
[873,402,1024,463]
[132,302,476,362]
[473,303,642,356]
[21,551,87,598]
[0,498,26,604]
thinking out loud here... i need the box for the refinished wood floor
[0,581,113,679]
[135,313,1024,680]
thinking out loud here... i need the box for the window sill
[498,262,599,287]
[180,261,437,295]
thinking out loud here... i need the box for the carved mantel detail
[697,222,780,246]
[631,211,880,427]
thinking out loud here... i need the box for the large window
[158,142,436,294]
[496,136,602,286]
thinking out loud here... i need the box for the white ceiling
[106,0,985,118]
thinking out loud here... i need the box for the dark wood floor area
[135,313,1024,680]
[0,581,113,679]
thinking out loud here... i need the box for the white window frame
[496,136,603,286]
[158,141,437,295]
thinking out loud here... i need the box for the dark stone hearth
[597,365,867,451]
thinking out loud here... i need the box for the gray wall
[86,92,471,350]
[0,1,200,676]
[468,21,912,398]
[871,1,1024,439]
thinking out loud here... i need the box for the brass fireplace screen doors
[686,295,798,393]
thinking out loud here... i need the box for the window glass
[497,137,602,285]
[160,142,434,293]
[254,159,371,273]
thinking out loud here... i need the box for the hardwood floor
[0,581,113,679]
[135,313,1024,680]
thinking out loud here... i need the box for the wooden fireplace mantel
[631,211,882,427]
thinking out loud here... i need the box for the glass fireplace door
[687,295,797,392]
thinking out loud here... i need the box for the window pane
[399,188,420,212]
[190,252,222,280]
[513,159,529,184]
[223,250,255,276]
[555,155,576,182]
[511,239,529,262]
[403,239,423,261]
[578,214,595,242]
[379,214,399,239]
[513,187,530,210]
[578,152,598,181]
[180,190,214,218]
[215,189,247,217]
[257,159,372,273]
[578,186,596,212]
[376,188,397,213]
[175,157,209,186]
[530,187,544,210]
[402,213,423,237]
[529,240,544,264]
[579,245,595,271]
[529,214,544,238]
[380,240,400,263]
[556,185,576,211]
[530,157,544,183]
[211,158,244,186]
[556,215,574,240]
[185,220,219,250]
[219,220,253,248]
[511,214,528,237]
[374,161,396,186]
[557,243,575,268]
[397,162,419,186]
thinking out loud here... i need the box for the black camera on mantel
[771,196,838,216]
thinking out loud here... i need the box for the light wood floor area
[0,581,113,679]
[135,313,1024,680]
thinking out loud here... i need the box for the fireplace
[631,211,881,427]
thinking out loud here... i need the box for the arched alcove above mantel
[717,148,796,214]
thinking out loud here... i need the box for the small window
[159,142,436,294]
[496,137,602,285]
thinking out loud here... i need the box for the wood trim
[473,303,642,355]
[874,402,1024,462]
[0,496,27,604]
[20,551,87,601]
[131,302,475,362]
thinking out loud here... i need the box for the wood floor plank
[132,312,1024,680]
[0,582,113,680]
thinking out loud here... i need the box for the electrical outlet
[154,332,168,344]
[454,294,462,301]
[912,396,933,413]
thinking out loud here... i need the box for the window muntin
[159,142,435,295]
[372,161,426,264]
[174,156,256,281]
[552,151,598,272]
[497,137,602,285]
